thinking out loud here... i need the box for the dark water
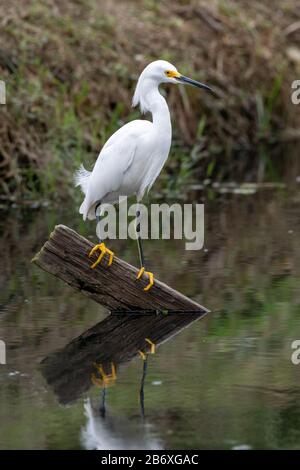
[0,186,300,450]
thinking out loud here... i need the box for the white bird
[75,60,212,291]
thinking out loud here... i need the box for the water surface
[0,187,300,450]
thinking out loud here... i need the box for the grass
[256,73,284,139]
[0,0,299,202]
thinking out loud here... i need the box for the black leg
[135,204,154,291]
[99,388,106,419]
[136,208,145,268]
[139,355,148,420]
[95,201,102,243]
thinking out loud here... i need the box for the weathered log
[41,311,206,404]
[32,224,209,313]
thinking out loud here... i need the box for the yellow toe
[136,267,145,280]
[145,338,156,354]
[91,249,105,269]
[138,350,147,361]
[89,242,114,268]
[106,248,114,267]
[89,243,104,258]
[136,267,154,291]
[91,362,117,388]
[138,338,156,360]
[143,271,154,291]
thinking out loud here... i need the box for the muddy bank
[0,0,300,200]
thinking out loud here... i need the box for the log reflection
[41,310,206,404]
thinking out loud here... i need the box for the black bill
[176,75,213,92]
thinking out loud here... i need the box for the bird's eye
[165,70,172,77]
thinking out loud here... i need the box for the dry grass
[0,0,300,200]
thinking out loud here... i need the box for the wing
[79,120,152,220]
[101,119,151,152]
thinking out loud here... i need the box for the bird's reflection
[81,349,160,449]
[100,388,107,419]
[140,356,148,420]
[81,395,162,450]
[90,343,153,421]
[41,310,206,449]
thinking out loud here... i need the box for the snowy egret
[75,60,212,291]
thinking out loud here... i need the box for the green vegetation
[0,0,299,202]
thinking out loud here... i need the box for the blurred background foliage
[1,1,300,449]
[0,0,300,202]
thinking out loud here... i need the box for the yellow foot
[88,242,114,269]
[91,362,117,388]
[145,338,156,354]
[136,267,154,291]
[138,337,156,360]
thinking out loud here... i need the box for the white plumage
[75,60,212,221]
[75,60,198,220]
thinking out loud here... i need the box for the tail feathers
[74,164,91,195]
[79,199,97,221]
[79,200,110,221]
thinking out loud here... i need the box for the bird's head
[133,60,213,113]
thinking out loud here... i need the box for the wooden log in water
[32,224,209,313]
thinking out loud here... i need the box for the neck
[148,88,171,130]
[133,78,171,132]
